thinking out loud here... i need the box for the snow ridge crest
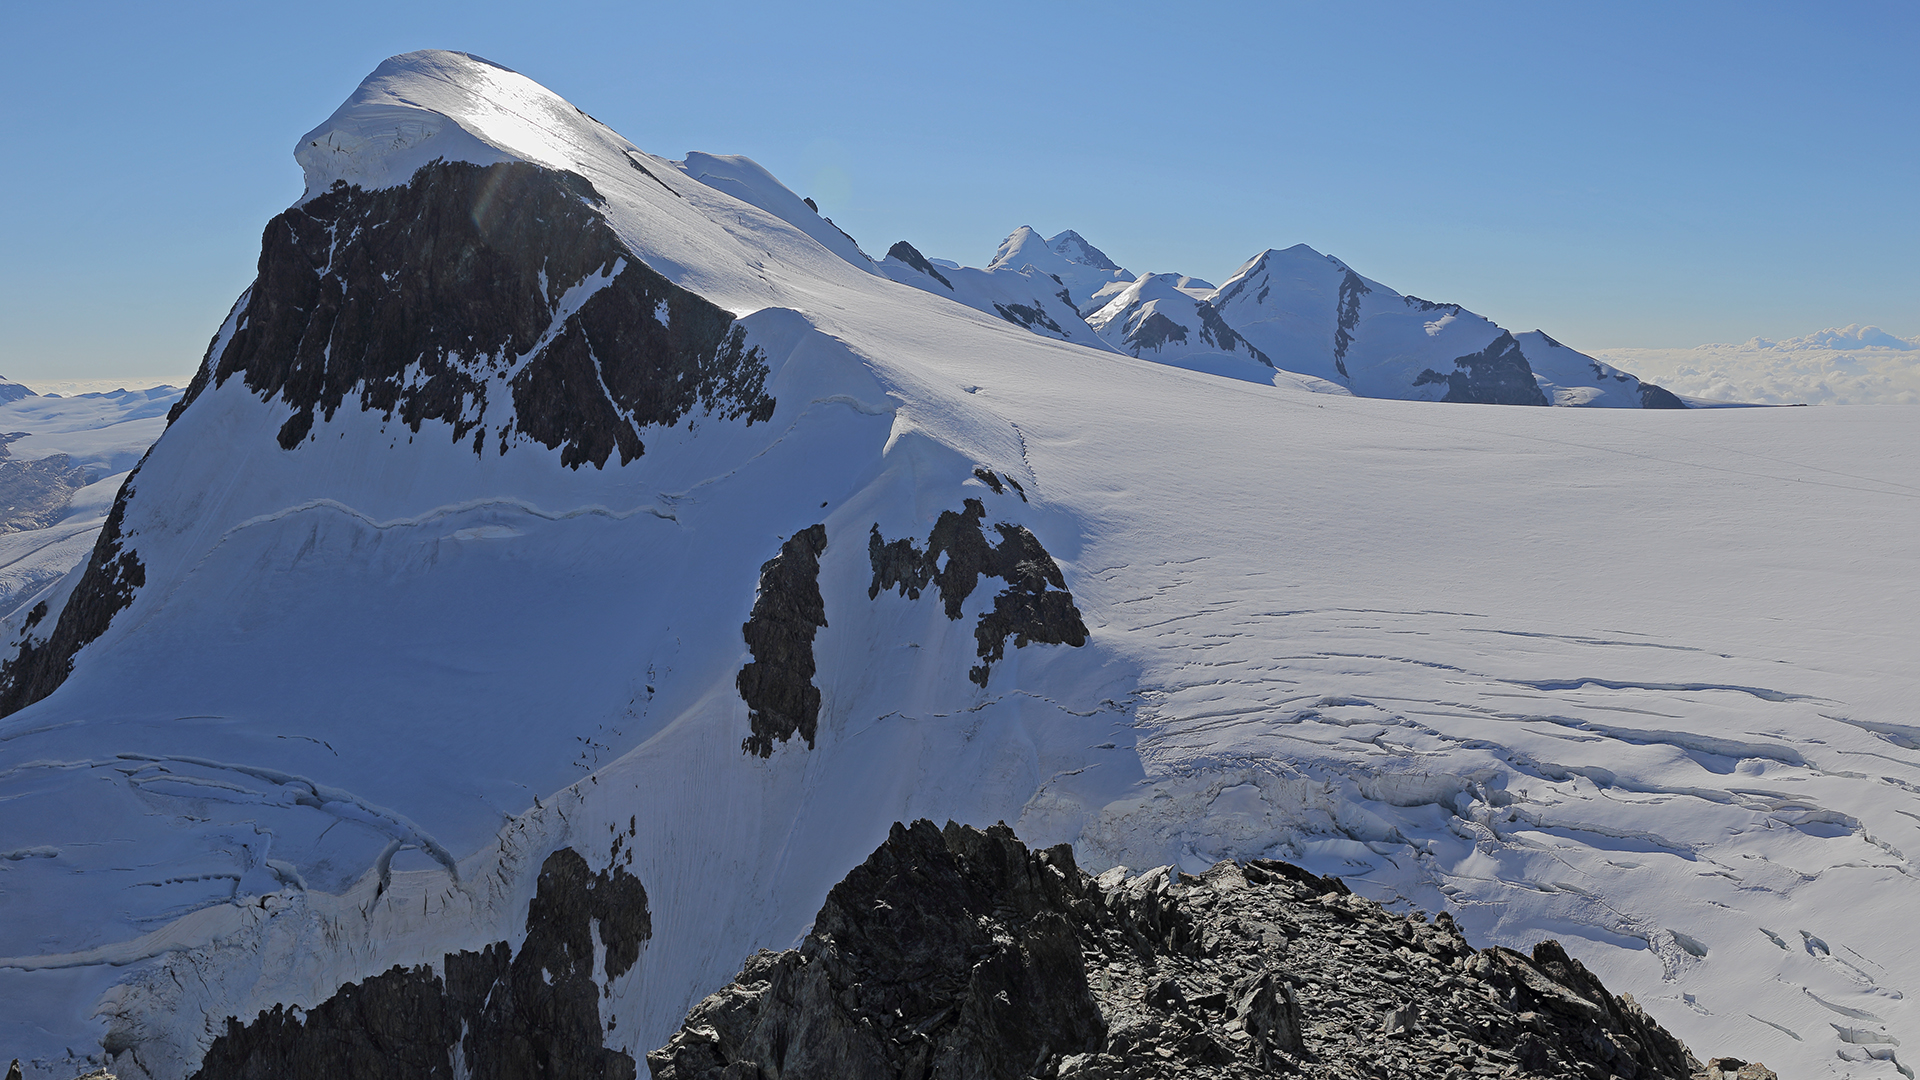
[294,49,622,203]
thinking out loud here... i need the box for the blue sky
[1,0,1914,387]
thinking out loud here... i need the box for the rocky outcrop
[197,160,775,465]
[885,241,953,291]
[190,848,649,1080]
[1692,1059,1778,1080]
[0,453,92,533]
[0,158,780,722]
[1640,382,1688,409]
[1415,331,1553,406]
[991,300,1070,338]
[739,524,830,757]
[1122,310,1189,355]
[649,820,1702,1080]
[0,457,147,717]
[867,499,1086,686]
[1193,303,1270,365]
[1333,267,1372,377]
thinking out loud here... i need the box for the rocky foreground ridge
[7,821,1780,1080]
[650,820,1712,1080]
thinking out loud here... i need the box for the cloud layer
[1594,325,1920,406]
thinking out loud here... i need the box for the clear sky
[2,0,1914,388]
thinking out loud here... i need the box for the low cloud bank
[1593,325,1920,405]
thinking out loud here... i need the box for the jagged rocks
[991,300,1070,338]
[886,241,953,290]
[1692,1059,1777,1080]
[193,159,774,465]
[0,461,147,717]
[647,821,1105,1080]
[1333,267,1371,377]
[1193,304,1269,366]
[649,821,1701,1080]
[0,453,92,533]
[0,158,783,723]
[190,848,649,1080]
[739,524,830,757]
[867,499,1086,686]
[1640,382,1688,409]
[1414,331,1552,406]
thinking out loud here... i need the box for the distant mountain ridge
[883,230,1688,409]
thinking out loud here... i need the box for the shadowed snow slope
[0,50,1916,1080]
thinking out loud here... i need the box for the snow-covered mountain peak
[985,224,1045,270]
[1044,229,1124,273]
[295,49,633,203]
[1219,242,1343,287]
[1087,272,1209,322]
[985,226,1134,313]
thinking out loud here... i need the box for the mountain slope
[911,231,1685,410]
[0,386,182,638]
[1199,245,1686,407]
[673,151,875,272]
[1081,272,1348,395]
[0,50,1914,1080]
[877,239,1115,352]
[986,225,1135,314]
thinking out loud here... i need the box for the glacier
[0,50,1915,1080]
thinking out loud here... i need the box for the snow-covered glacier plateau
[1,50,1917,1079]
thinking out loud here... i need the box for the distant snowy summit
[883,230,1690,409]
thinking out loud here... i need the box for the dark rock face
[1402,295,1463,317]
[650,821,1701,1080]
[739,524,830,757]
[1333,268,1372,378]
[867,499,1087,686]
[647,821,1105,1080]
[0,457,148,717]
[1122,311,1188,355]
[1640,382,1689,409]
[192,848,650,1080]
[1194,303,1272,366]
[0,453,92,533]
[196,160,774,466]
[1414,331,1552,406]
[1695,1058,1777,1080]
[885,241,953,291]
[991,301,1069,339]
[0,160,778,721]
